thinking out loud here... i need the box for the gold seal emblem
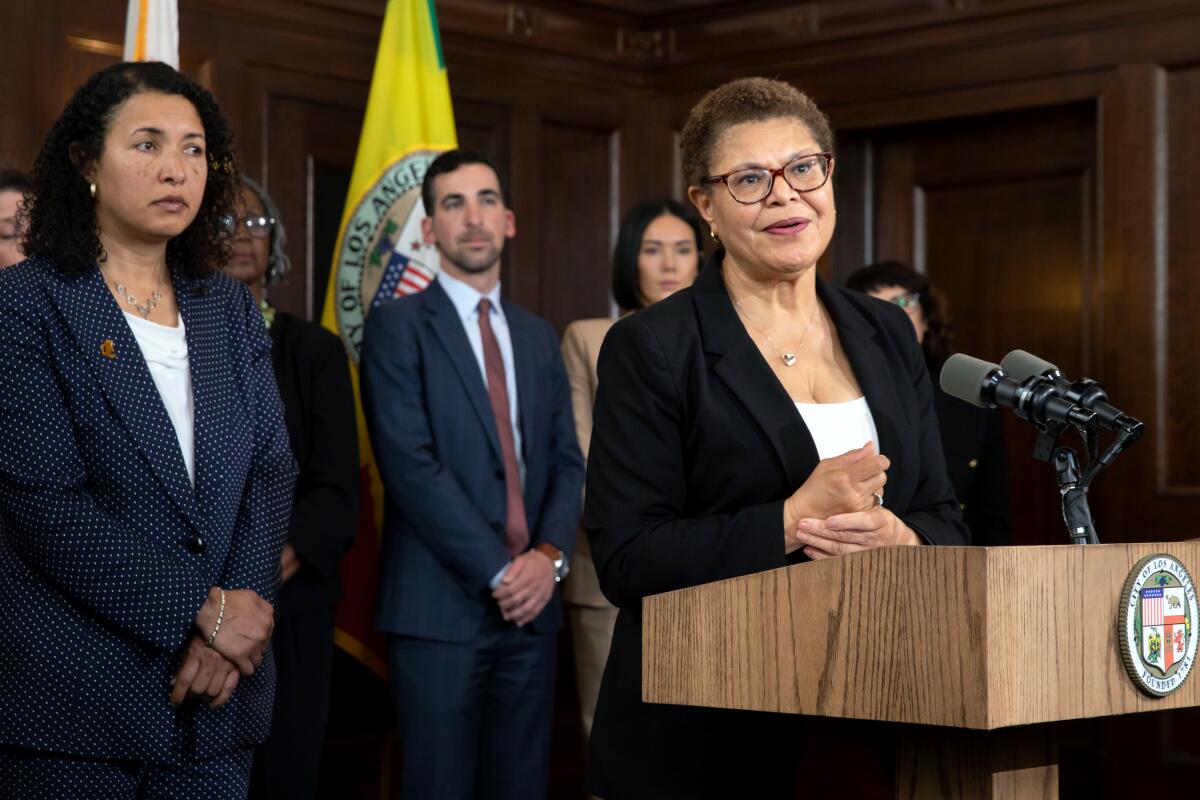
[1118,553,1198,697]
[331,151,442,362]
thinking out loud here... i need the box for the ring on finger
[874,491,884,508]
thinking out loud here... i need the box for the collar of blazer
[691,251,905,495]
[46,263,208,539]
[419,278,539,474]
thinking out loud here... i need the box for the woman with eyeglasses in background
[222,177,359,800]
[845,261,1010,546]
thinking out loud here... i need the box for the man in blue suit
[360,149,584,800]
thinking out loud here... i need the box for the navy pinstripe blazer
[361,279,584,643]
[0,257,296,763]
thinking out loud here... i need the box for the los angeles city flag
[321,0,458,677]
[123,0,180,69]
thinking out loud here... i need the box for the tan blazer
[560,317,616,608]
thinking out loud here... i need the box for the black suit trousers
[248,607,336,800]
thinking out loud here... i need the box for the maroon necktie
[478,298,529,557]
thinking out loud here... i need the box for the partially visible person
[221,177,359,800]
[0,169,29,268]
[846,260,1010,546]
[0,61,294,798]
[584,77,968,798]
[361,149,584,800]
[560,198,702,745]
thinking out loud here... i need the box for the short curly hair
[22,61,239,279]
[680,77,833,189]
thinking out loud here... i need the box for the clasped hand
[173,587,274,707]
[783,442,920,559]
[492,549,556,627]
[170,633,240,708]
[192,587,275,676]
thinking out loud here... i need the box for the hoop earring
[710,228,720,244]
[89,182,97,198]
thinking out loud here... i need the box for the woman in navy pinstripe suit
[0,62,295,798]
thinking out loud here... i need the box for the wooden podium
[642,542,1200,798]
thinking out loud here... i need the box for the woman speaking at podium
[583,77,968,799]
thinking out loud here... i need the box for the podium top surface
[641,541,1200,729]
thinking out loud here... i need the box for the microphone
[940,353,1098,432]
[999,350,1144,437]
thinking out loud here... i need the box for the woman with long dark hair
[0,62,295,797]
[560,198,702,747]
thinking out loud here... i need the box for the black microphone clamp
[978,367,1098,434]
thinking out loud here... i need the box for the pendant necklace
[112,276,165,319]
[734,298,819,368]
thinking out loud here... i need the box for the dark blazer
[931,366,1011,546]
[360,279,584,643]
[0,258,296,763]
[269,311,359,613]
[583,258,968,799]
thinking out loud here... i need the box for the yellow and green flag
[321,0,457,678]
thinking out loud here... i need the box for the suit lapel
[693,261,819,489]
[504,300,538,473]
[174,271,222,532]
[47,268,204,535]
[816,277,906,484]
[423,280,503,463]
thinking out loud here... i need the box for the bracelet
[206,588,226,648]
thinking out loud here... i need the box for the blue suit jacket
[361,279,584,643]
[0,258,296,762]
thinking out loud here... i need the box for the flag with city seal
[320,0,458,677]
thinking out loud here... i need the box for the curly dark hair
[22,61,239,279]
[680,77,834,189]
[845,261,955,368]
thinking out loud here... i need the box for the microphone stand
[1054,447,1098,545]
[1035,417,1143,546]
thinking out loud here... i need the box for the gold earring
[710,228,720,244]
[89,182,97,198]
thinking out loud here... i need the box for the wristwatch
[535,543,570,583]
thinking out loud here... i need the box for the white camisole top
[794,397,882,460]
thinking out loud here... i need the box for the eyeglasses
[221,214,275,239]
[702,152,833,204]
[887,292,921,310]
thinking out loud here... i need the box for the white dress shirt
[436,271,527,587]
[436,270,525,481]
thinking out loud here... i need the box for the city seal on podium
[1118,553,1198,697]
[332,150,443,363]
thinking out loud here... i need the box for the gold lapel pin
[100,339,117,360]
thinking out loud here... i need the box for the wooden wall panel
[536,120,619,333]
[1163,66,1200,495]
[262,93,364,318]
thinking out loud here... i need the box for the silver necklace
[734,298,819,367]
[115,280,165,319]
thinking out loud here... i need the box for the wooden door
[870,103,1098,546]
